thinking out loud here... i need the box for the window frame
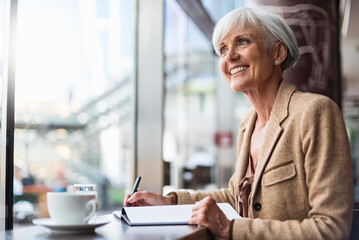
[2,0,17,231]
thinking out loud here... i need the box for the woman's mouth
[230,66,249,75]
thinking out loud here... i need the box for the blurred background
[0,0,358,229]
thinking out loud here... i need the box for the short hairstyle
[212,7,299,71]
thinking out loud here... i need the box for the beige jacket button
[253,202,261,211]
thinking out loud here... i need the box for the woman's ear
[273,42,287,66]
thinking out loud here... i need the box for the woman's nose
[225,48,239,62]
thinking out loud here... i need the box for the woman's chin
[230,83,244,93]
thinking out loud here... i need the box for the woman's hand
[187,197,230,239]
[124,189,175,207]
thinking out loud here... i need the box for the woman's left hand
[187,197,230,239]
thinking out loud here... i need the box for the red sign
[215,132,233,148]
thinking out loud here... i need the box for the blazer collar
[268,80,296,125]
[239,80,295,131]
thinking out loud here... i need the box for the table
[1,214,213,240]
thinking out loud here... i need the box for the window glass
[163,0,251,192]
[341,18,359,202]
[201,0,245,22]
[344,103,359,201]
[163,0,217,191]
[13,0,135,226]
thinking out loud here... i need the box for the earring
[274,60,280,65]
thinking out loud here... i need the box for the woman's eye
[219,47,227,56]
[238,39,249,46]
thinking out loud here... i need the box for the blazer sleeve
[231,97,353,240]
[169,173,236,207]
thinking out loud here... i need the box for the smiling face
[218,26,278,94]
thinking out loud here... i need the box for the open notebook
[113,203,241,226]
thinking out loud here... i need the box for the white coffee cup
[47,192,98,225]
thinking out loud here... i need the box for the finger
[192,202,210,216]
[127,192,141,203]
[192,204,200,211]
[187,215,198,225]
[193,197,210,208]
[188,213,207,227]
[192,201,204,211]
[200,197,216,206]
[190,208,199,219]
[125,188,144,203]
[124,193,132,200]
[128,191,150,205]
[124,193,133,206]
[190,206,208,224]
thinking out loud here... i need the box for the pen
[127,176,141,207]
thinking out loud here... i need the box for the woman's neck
[245,79,281,127]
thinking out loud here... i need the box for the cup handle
[83,199,98,223]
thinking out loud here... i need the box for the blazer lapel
[251,119,283,199]
[237,109,257,180]
[250,80,295,206]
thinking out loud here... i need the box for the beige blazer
[173,80,353,240]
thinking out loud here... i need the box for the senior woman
[124,7,353,240]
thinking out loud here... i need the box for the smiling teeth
[231,66,248,75]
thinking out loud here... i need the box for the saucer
[33,217,111,234]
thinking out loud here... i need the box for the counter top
[2,214,212,240]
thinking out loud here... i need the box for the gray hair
[212,7,299,71]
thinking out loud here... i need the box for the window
[343,103,359,201]
[163,0,218,191]
[13,0,135,226]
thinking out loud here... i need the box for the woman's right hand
[124,189,175,207]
